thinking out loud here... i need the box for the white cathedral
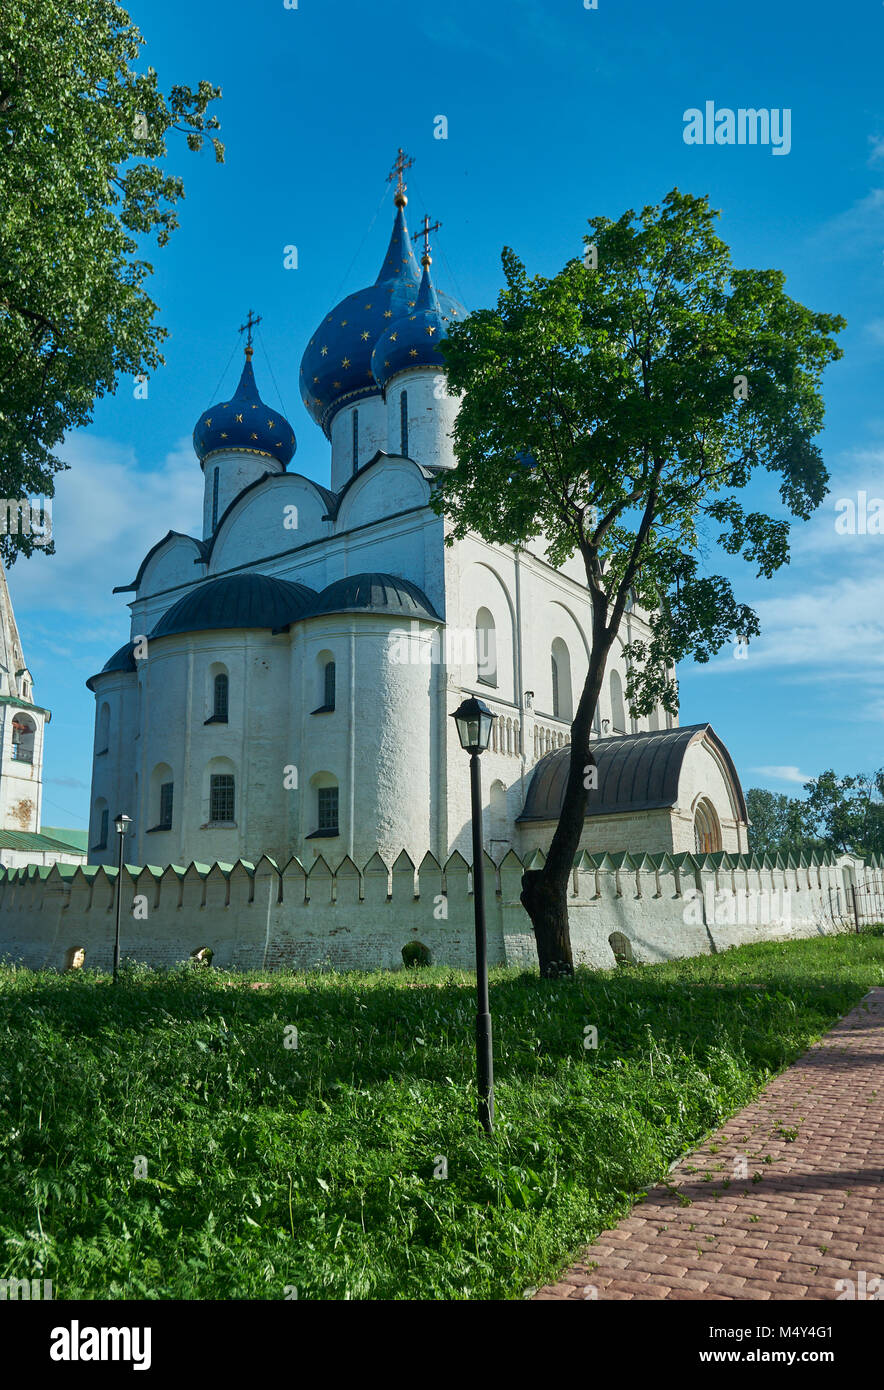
[86,164,749,873]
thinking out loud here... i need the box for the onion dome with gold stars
[299,204,464,437]
[193,348,296,467]
[371,259,454,390]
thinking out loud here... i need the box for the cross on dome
[238,309,263,360]
[413,215,442,268]
[387,148,414,208]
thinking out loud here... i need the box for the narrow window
[210,774,235,822]
[213,673,229,721]
[324,660,336,710]
[610,670,626,733]
[352,408,359,475]
[400,390,408,456]
[212,468,220,531]
[159,782,173,830]
[551,655,560,719]
[97,807,109,850]
[317,786,339,833]
[475,608,497,687]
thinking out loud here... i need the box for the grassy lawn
[1,929,882,1300]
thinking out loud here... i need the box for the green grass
[1,929,882,1300]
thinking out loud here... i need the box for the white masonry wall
[0,851,877,976]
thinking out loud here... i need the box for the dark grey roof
[301,572,441,622]
[86,641,137,691]
[150,573,317,640]
[518,724,747,822]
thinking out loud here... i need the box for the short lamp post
[112,813,132,985]
[450,697,498,1135]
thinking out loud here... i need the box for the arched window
[213,673,229,721]
[610,669,626,733]
[210,773,235,823]
[551,638,572,721]
[149,763,173,832]
[96,703,110,754]
[693,798,722,854]
[352,408,359,475]
[475,608,497,687]
[11,713,36,763]
[92,799,109,852]
[324,660,336,710]
[400,390,408,456]
[212,467,220,532]
[308,773,340,837]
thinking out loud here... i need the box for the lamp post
[112,813,132,984]
[450,697,497,1135]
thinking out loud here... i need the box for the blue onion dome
[150,573,316,640]
[299,204,464,436]
[193,348,296,467]
[371,259,458,390]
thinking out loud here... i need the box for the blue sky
[11,0,884,830]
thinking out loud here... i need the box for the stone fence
[0,847,880,975]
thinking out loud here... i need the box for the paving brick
[533,989,884,1303]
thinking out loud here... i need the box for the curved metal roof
[303,572,441,622]
[86,640,138,691]
[518,724,747,822]
[150,573,317,640]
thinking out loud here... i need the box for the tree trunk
[520,867,573,977]
[521,639,611,978]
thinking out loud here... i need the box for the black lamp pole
[469,749,494,1134]
[451,697,497,1136]
[112,813,131,984]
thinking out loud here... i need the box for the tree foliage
[0,0,222,561]
[747,773,884,859]
[434,190,845,973]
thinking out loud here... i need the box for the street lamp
[112,812,132,984]
[450,696,498,1135]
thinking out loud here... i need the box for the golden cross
[238,309,262,354]
[413,215,442,266]
[387,147,415,206]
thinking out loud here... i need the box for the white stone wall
[330,398,388,492]
[1,851,877,976]
[0,702,46,834]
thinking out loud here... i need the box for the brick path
[535,988,884,1301]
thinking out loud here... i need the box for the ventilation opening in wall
[402,940,432,968]
[608,931,634,966]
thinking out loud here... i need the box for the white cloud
[6,433,202,623]
[866,319,884,343]
[750,765,812,785]
[869,136,884,164]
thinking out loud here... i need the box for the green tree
[805,769,884,858]
[0,0,223,561]
[435,190,844,977]
[745,787,823,857]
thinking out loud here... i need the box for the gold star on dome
[364,303,373,310]
[327,316,333,323]
[426,326,437,336]
[333,380,342,388]
[409,348,418,357]
[408,300,416,307]
[276,440,283,446]
[390,332,398,341]
[342,357,351,368]
[383,310,393,318]
[340,320,348,326]
[313,376,319,383]
[384,359,390,367]
[320,346,328,356]
[267,420,275,429]
[250,432,258,440]
[360,331,370,340]
[220,432,228,439]
[235,413,243,423]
